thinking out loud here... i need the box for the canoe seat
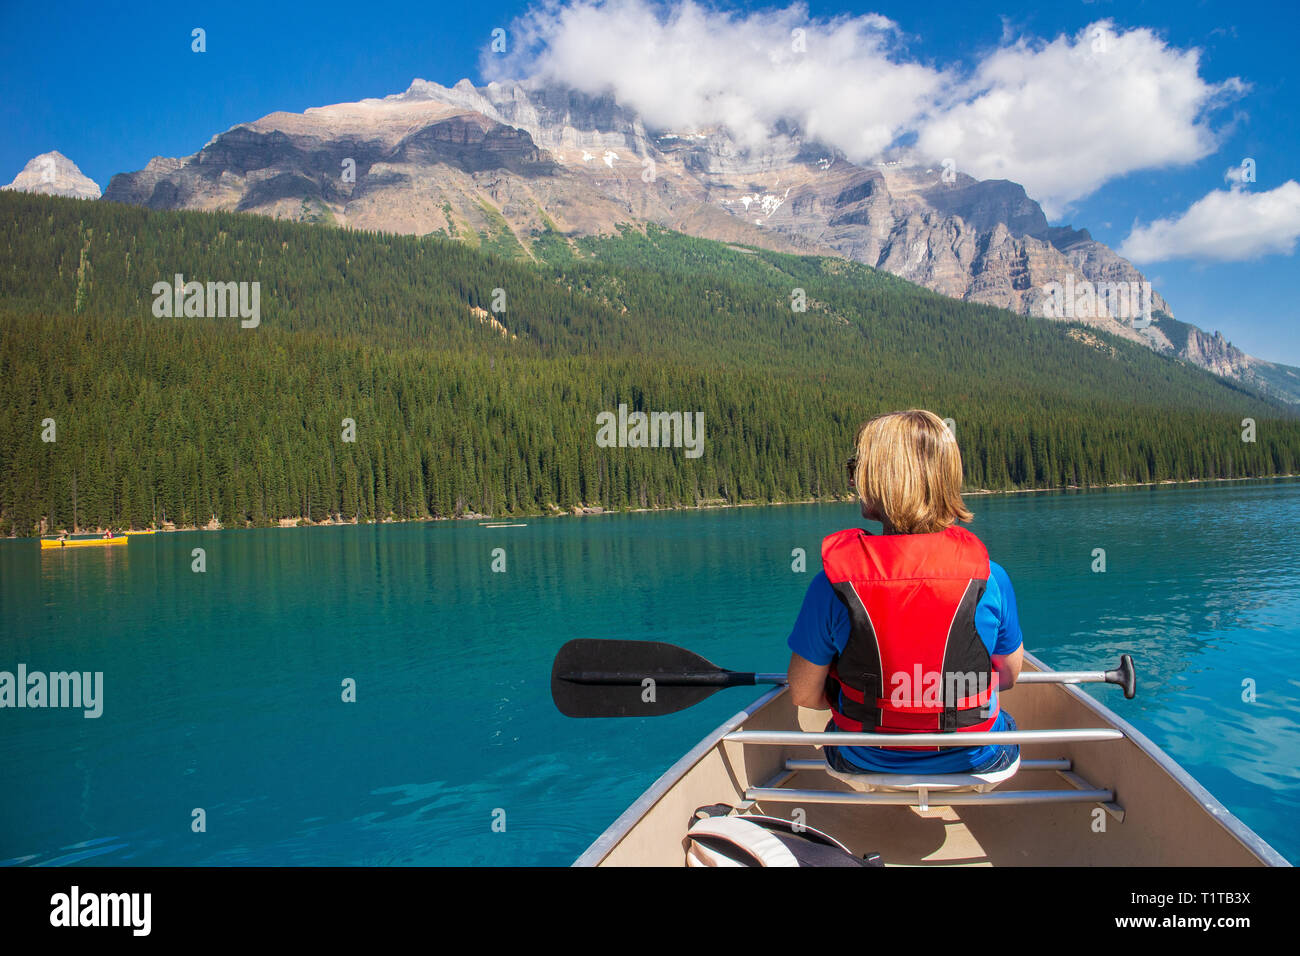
[823,753,1021,795]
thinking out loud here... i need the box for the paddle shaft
[562,670,1115,687]
[1016,671,1116,684]
[558,671,786,686]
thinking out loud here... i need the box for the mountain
[101,78,1299,403]
[5,150,101,200]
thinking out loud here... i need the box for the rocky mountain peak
[3,151,101,200]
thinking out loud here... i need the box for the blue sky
[3,0,1298,365]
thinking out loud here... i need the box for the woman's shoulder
[986,559,1016,592]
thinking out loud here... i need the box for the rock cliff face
[1183,326,1254,379]
[3,151,100,200]
[99,78,1297,402]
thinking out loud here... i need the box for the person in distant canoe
[786,409,1025,775]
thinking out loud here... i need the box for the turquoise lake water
[1,479,1297,865]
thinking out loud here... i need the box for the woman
[786,409,1024,774]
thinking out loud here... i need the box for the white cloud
[488,0,945,159]
[913,21,1245,217]
[484,2,1245,217]
[1118,182,1300,263]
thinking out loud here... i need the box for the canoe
[40,536,127,549]
[576,651,1288,866]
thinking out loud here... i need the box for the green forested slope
[1,192,1296,534]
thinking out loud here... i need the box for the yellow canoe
[41,536,128,549]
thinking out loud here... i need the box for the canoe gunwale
[576,650,1290,866]
[573,685,787,867]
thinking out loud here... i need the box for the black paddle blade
[551,639,752,718]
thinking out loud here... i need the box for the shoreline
[965,472,1300,496]
[13,473,1299,538]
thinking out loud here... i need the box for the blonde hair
[854,409,972,534]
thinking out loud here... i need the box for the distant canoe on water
[39,531,156,549]
[40,536,128,549]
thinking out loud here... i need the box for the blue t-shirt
[787,558,1023,772]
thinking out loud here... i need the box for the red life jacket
[821,525,998,751]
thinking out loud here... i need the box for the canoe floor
[598,659,1269,866]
